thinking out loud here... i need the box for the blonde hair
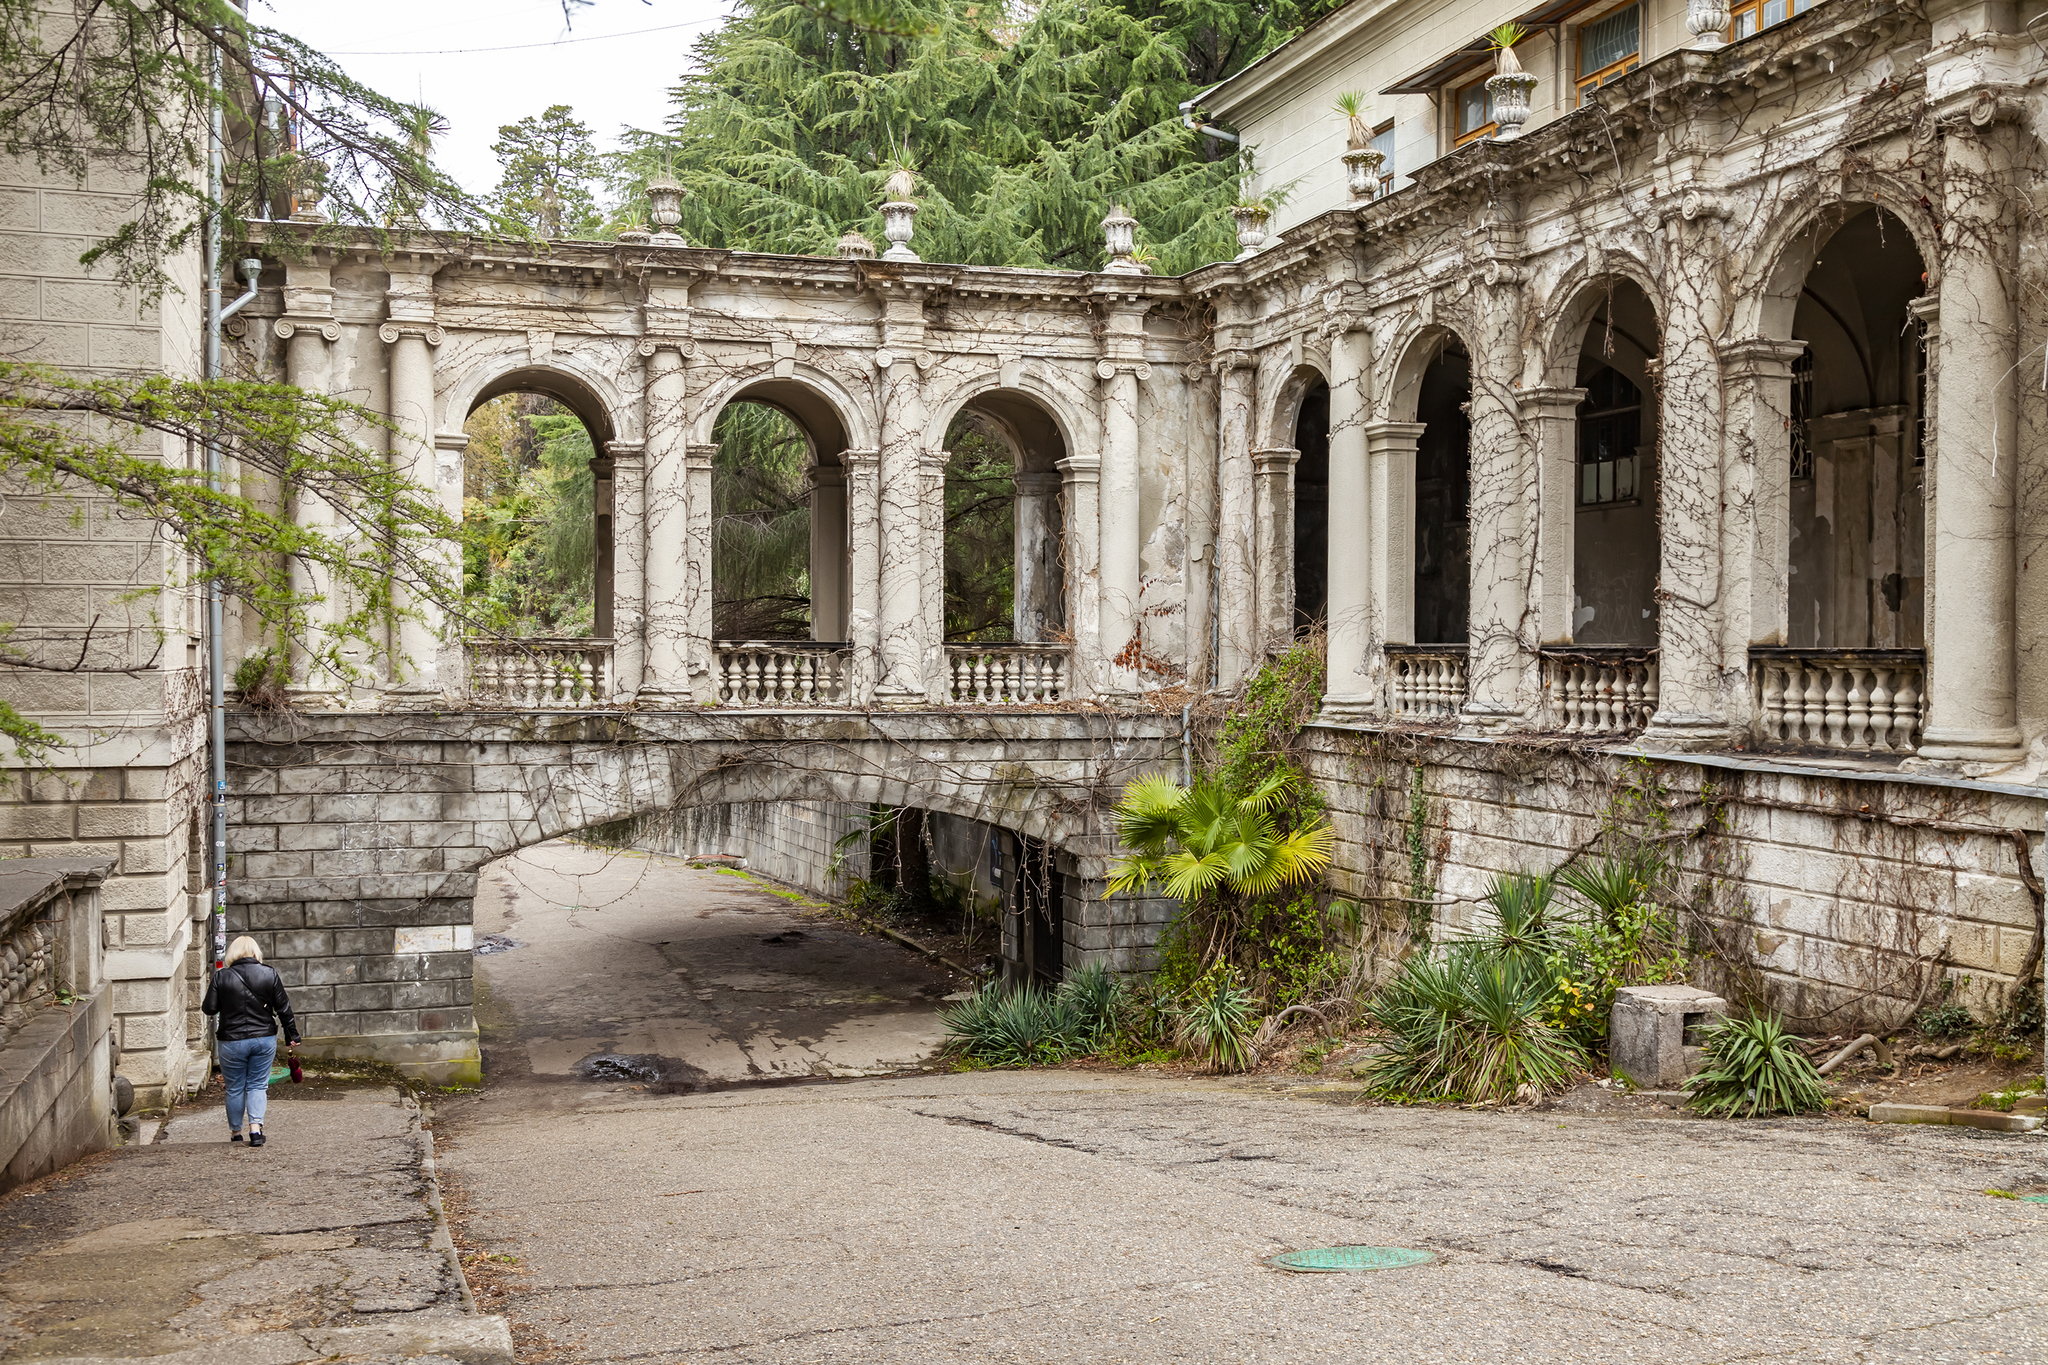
[223,935,263,967]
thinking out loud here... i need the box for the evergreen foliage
[712,403,813,640]
[491,105,606,239]
[461,397,597,637]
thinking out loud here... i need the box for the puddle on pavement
[474,934,522,955]
[760,930,810,945]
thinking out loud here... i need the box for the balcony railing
[1543,648,1658,737]
[946,643,1068,704]
[1386,645,1467,719]
[1750,648,1924,756]
[468,638,612,708]
[715,640,850,706]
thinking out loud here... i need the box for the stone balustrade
[1750,649,1925,756]
[1543,649,1659,738]
[1386,646,1467,719]
[946,644,1069,705]
[715,641,851,706]
[468,639,612,709]
[0,911,52,1045]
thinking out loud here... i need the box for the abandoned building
[2,0,2046,1181]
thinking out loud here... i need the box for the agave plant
[1174,965,1261,1073]
[1105,772,1336,903]
[1685,1014,1830,1118]
[1490,22,1529,73]
[1334,91,1373,150]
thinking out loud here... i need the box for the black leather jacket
[202,960,301,1045]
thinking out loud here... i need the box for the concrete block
[0,273,37,318]
[1949,1109,2044,1134]
[1868,1103,1951,1125]
[1609,985,1729,1089]
[332,983,395,1013]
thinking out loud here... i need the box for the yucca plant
[941,985,1062,1067]
[1174,965,1261,1073]
[1490,22,1529,73]
[1360,951,1586,1103]
[1051,963,1124,1054]
[1555,852,1663,928]
[1685,1014,1830,1118]
[1334,91,1372,150]
[1469,871,1561,976]
[1106,772,1336,902]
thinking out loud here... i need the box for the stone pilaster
[1252,446,1299,656]
[919,448,950,702]
[1322,324,1374,717]
[1718,339,1806,651]
[843,448,883,704]
[1059,453,1101,698]
[875,346,927,705]
[607,440,647,698]
[1919,112,2023,763]
[1463,271,1533,728]
[277,305,343,701]
[1098,359,1147,691]
[684,443,717,704]
[1517,387,1586,649]
[1215,353,1258,688]
[1365,420,1427,695]
[379,279,444,696]
[639,339,689,701]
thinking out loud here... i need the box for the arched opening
[709,378,856,642]
[1573,280,1661,646]
[941,389,1067,642]
[1415,341,1471,644]
[1786,206,1927,648]
[1292,380,1330,633]
[462,371,614,639]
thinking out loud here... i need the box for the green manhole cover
[1268,1245,1435,1273]
[2022,1195,2048,1204]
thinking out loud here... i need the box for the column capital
[1514,385,1587,415]
[606,439,646,463]
[1362,419,1428,451]
[685,442,717,470]
[1057,453,1100,484]
[377,322,444,346]
[275,317,340,342]
[1252,446,1300,475]
[1908,293,1939,338]
[1094,358,1152,381]
[841,446,881,471]
[1013,470,1061,496]
[433,431,470,453]
[918,448,951,474]
[637,335,695,358]
[1716,337,1806,378]
[1212,349,1255,375]
[810,460,848,487]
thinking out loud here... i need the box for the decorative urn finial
[1102,204,1143,274]
[646,175,686,246]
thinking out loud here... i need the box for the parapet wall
[1306,725,2048,1032]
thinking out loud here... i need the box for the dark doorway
[1415,343,1471,644]
[1292,382,1330,634]
[1014,833,1063,987]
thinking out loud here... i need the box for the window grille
[1789,348,1814,480]
[1577,365,1644,506]
[1576,5,1641,102]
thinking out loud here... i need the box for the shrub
[1173,964,1260,1073]
[1359,949,1586,1103]
[1915,1001,1975,1038]
[1684,1014,1829,1118]
[940,965,1126,1067]
[1542,855,1687,1048]
[232,648,292,710]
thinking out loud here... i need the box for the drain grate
[1268,1245,1435,1273]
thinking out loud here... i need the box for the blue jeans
[218,1035,276,1133]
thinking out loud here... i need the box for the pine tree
[491,105,607,239]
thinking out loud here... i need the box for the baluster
[1623,666,1644,731]
[1893,671,1921,751]
[1760,665,1785,742]
[1557,664,1579,734]
[1050,650,1066,701]
[739,652,758,705]
[1593,666,1615,736]
[984,654,1000,704]
[1868,670,1892,753]
[1004,653,1022,703]
[1823,667,1848,748]
[1845,669,1869,749]
[1644,658,1659,714]
[718,651,735,703]
[1801,666,1826,746]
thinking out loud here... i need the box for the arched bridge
[226,708,1174,1082]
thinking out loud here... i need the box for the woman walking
[201,936,300,1147]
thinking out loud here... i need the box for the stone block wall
[627,801,870,899]
[1306,726,2048,1030]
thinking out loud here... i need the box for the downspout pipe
[1178,96,1241,145]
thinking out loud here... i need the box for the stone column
[1216,354,1258,687]
[1252,447,1299,655]
[1059,453,1101,698]
[639,340,690,700]
[1920,117,2023,763]
[608,440,647,697]
[876,352,926,703]
[810,461,849,642]
[1098,360,1146,689]
[1518,387,1585,648]
[920,447,950,702]
[1719,340,1806,650]
[684,443,717,704]
[380,318,442,695]
[1464,302,1533,727]
[1323,326,1374,716]
[1013,470,1062,643]
[1184,377,1218,691]
[843,448,882,703]
[1643,200,1736,747]
[279,315,341,699]
[1365,421,1426,662]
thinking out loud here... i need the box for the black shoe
[230,1132,244,1144]
[248,1131,266,1148]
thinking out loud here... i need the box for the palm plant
[1360,950,1586,1103]
[1105,772,1335,902]
[1334,91,1372,150]
[1685,1014,1830,1118]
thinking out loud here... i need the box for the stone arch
[1379,319,1474,423]
[1535,258,1666,390]
[440,344,635,446]
[1261,360,1330,451]
[690,363,874,458]
[1735,185,1941,343]
[921,365,1089,466]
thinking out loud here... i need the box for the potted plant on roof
[879,157,920,262]
[1485,23,1539,141]
[1336,92,1385,201]
[1229,186,1272,260]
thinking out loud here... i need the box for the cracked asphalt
[436,1063,2048,1362]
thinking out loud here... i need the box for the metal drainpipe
[1177,97,1241,145]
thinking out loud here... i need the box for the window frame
[1729,0,1813,40]
[1574,3,1642,105]
[1577,365,1646,507]
[1371,119,1397,197]
[1454,76,1496,146]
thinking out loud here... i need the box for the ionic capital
[1095,359,1152,381]
[377,322,444,346]
[637,335,694,358]
[275,318,341,343]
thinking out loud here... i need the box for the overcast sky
[255,0,733,198]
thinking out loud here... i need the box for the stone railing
[0,904,53,1046]
[1543,648,1659,737]
[1750,648,1925,756]
[716,641,851,706]
[1385,645,1467,719]
[946,644,1069,704]
[0,857,112,1190]
[468,638,612,708]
